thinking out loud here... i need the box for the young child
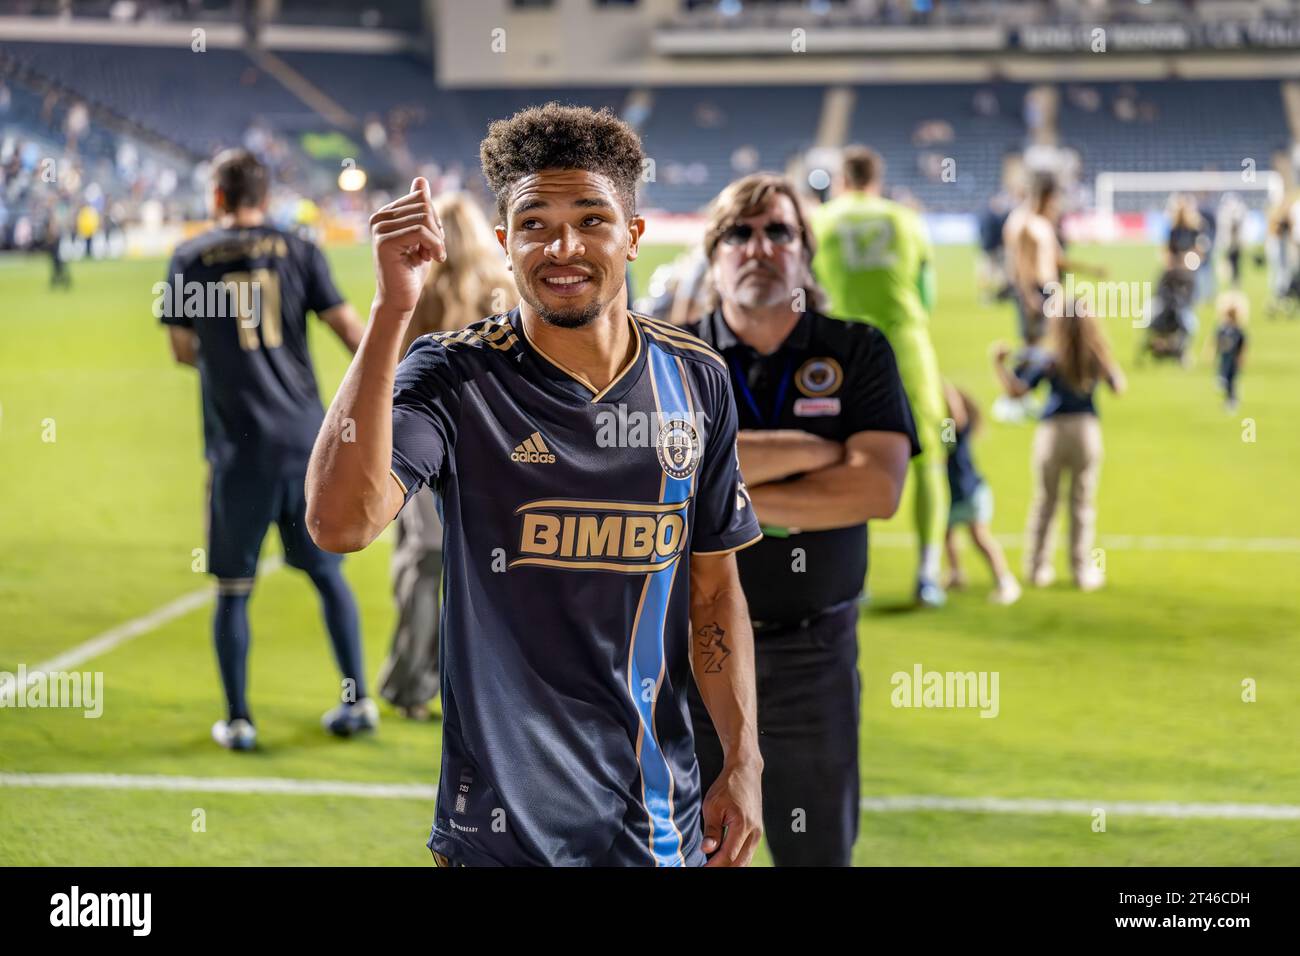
[942,382,1022,605]
[1211,291,1249,412]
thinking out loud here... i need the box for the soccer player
[1011,173,1108,344]
[1011,174,1064,346]
[161,148,374,750]
[306,104,765,867]
[1001,187,1034,342]
[687,173,917,865]
[811,145,949,607]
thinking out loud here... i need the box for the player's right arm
[306,178,445,553]
[318,302,366,355]
[167,326,199,367]
[159,249,199,366]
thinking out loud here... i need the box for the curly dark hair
[479,102,645,224]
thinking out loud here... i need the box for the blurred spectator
[912,119,954,147]
[731,144,759,175]
[972,88,999,118]
[693,101,725,129]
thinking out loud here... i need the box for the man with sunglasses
[686,173,918,865]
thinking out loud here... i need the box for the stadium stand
[1056,80,1291,210]
[846,82,1027,213]
[637,85,824,211]
[0,36,1294,227]
[2,41,308,157]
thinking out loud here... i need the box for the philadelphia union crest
[656,417,701,480]
[795,357,844,397]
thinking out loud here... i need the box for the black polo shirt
[687,308,919,625]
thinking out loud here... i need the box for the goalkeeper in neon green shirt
[811,146,949,607]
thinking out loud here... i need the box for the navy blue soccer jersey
[160,225,343,469]
[389,307,762,867]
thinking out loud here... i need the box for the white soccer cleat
[990,576,1022,606]
[1077,570,1106,592]
[322,697,380,737]
[212,718,257,751]
[1031,566,1056,588]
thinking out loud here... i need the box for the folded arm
[747,429,911,531]
[736,429,842,485]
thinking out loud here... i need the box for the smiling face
[496,169,643,329]
[709,192,807,312]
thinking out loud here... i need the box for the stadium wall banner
[1063,212,1148,244]
[1063,211,1268,245]
[124,223,186,259]
[1012,21,1300,53]
[923,214,979,247]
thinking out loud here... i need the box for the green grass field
[2,241,1297,866]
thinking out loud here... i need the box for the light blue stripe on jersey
[628,344,695,866]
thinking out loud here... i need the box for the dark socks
[309,567,367,702]
[213,590,252,722]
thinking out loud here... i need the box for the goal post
[1095,170,1285,219]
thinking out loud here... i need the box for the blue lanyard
[729,353,794,429]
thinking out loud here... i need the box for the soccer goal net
[1095,169,1285,218]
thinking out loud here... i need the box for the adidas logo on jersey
[511,431,556,464]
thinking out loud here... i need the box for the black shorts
[207,461,341,580]
[1015,286,1051,344]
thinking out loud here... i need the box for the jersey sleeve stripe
[640,327,727,371]
[691,530,764,557]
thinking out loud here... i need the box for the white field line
[858,794,1300,820]
[0,772,433,800]
[0,555,283,706]
[872,533,1300,553]
[2,531,1293,705]
[1,772,1296,820]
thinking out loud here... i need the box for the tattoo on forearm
[696,622,731,674]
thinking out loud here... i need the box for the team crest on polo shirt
[656,417,701,480]
[795,357,844,397]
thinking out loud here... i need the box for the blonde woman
[379,192,517,719]
[991,306,1126,591]
[1166,193,1213,316]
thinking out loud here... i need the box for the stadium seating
[846,82,1027,213]
[1056,80,1291,210]
[637,85,824,212]
[2,42,309,157]
[2,39,1294,217]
